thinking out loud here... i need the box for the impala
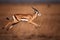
[3,7,41,30]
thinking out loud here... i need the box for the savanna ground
[0,4,60,40]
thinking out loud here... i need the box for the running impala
[3,7,41,30]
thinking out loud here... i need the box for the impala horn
[32,7,41,16]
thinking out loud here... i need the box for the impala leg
[5,22,14,30]
[5,21,19,30]
[8,18,22,30]
[28,21,40,27]
[28,21,40,29]
[5,22,13,28]
[2,22,11,29]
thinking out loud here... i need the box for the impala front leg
[28,21,40,28]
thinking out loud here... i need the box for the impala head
[32,7,41,16]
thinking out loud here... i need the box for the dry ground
[0,4,60,40]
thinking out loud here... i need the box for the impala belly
[17,15,33,21]
[20,16,30,21]
[20,18,28,21]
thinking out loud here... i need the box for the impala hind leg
[4,22,14,30]
[2,22,11,29]
[6,25,13,31]
[5,22,19,31]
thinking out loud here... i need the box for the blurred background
[0,0,60,3]
[0,0,60,40]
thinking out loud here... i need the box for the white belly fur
[20,19,28,21]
